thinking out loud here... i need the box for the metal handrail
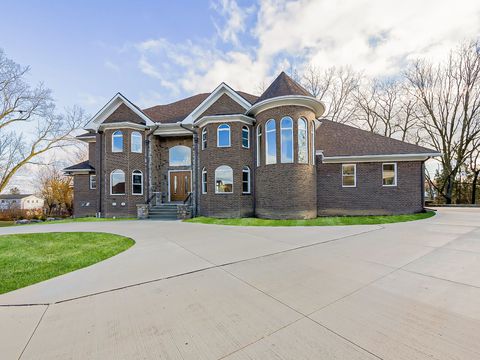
[183,192,192,205]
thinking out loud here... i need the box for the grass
[0,217,136,228]
[185,211,435,227]
[0,221,15,227]
[0,232,134,294]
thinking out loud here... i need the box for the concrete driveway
[1,208,479,359]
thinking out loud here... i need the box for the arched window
[242,126,250,148]
[265,119,276,164]
[256,125,262,167]
[110,169,125,195]
[169,145,191,166]
[132,170,143,195]
[131,131,142,153]
[311,121,316,164]
[280,117,293,163]
[298,118,308,164]
[215,165,233,193]
[201,128,207,150]
[217,124,231,147]
[202,167,207,194]
[242,166,251,194]
[112,130,123,152]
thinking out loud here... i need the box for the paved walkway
[1,208,480,359]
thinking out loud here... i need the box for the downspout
[180,123,198,217]
[421,159,427,210]
[97,130,103,217]
[145,125,159,205]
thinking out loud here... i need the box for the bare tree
[405,40,480,204]
[0,49,85,192]
[302,65,361,124]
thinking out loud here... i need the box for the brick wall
[103,103,145,125]
[73,174,97,217]
[316,161,424,215]
[200,94,246,118]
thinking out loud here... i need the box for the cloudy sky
[1,0,479,191]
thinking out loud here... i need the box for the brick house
[64,72,440,219]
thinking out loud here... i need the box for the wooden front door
[169,171,191,202]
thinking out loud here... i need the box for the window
[242,166,251,194]
[169,145,191,166]
[132,170,143,195]
[280,117,293,163]
[298,118,308,164]
[311,121,315,164]
[215,165,233,193]
[202,168,207,194]
[217,124,231,147]
[265,119,277,164]
[382,163,397,186]
[202,128,207,150]
[131,131,142,153]
[110,169,126,195]
[112,130,123,152]
[342,164,356,187]
[89,175,96,190]
[242,126,250,148]
[256,125,262,166]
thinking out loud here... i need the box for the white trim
[153,123,193,137]
[131,170,144,195]
[265,119,277,165]
[201,167,207,194]
[214,165,234,194]
[242,125,250,149]
[280,116,294,163]
[64,169,92,175]
[89,174,96,190]
[185,83,252,124]
[256,125,262,167]
[320,152,442,163]
[242,166,251,194]
[100,122,149,131]
[169,145,192,167]
[298,117,308,164]
[84,93,154,130]
[201,128,207,150]
[217,124,231,148]
[111,130,123,153]
[130,131,143,153]
[342,164,357,188]
[382,162,397,187]
[110,169,126,195]
[247,95,326,117]
[194,114,255,127]
[76,135,96,143]
[167,170,192,202]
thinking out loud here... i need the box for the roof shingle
[255,72,312,104]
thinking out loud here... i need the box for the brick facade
[73,174,97,217]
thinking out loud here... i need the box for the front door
[169,171,191,202]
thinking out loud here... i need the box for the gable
[104,103,146,125]
[199,93,246,118]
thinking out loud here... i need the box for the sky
[1,0,480,191]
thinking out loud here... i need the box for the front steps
[148,204,178,220]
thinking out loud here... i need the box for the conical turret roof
[255,71,312,104]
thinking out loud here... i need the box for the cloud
[104,60,120,72]
[77,93,107,107]
[133,0,480,98]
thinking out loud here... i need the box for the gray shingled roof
[317,120,436,157]
[64,160,95,172]
[255,72,312,104]
[0,194,34,200]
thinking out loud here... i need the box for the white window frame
[242,126,250,148]
[169,145,192,167]
[110,169,126,195]
[112,130,123,153]
[280,117,294,163]
[132,170,143,195]
[265,119,277,165]
[131,131,142,153]
[298,118,308,164]
[256,125,262,167]
[311,121,315,165]
[382,162,397,187]
[242,166,251,194]
[202,167,207,194]
[202,128,207,150]
[89,174,96,190]
[215,165,233,194]
[217,124,231,148]
[342,164,356,188]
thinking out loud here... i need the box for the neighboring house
[64,72,440,219]
[0,194,44,211]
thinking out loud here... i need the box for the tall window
[256,125,262,167]
[169,145,191,166]
[202,128,207,150]
[217,124,231,147]
[110,169,126,194]
[112,130,123,152]
[311,122,315,164]
[131,131,142,153]
[132,170,143,195]
[280,117,293,163]
[342,164,356,187]
[242,166,251,194]
[89,175,96,190]
[202,168,207,194]
[215,165,233,193]
[242,126,250,148]
[265,119,276,164]
[298,118,308,164]
[382,163,397,186]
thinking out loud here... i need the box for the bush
[0,208,44,221]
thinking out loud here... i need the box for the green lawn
[185,211,435,226]
[0,217,136,228]
[0,221,15,227]
[0,232,134,294]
